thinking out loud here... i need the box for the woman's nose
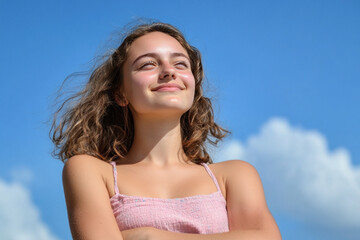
[159,64,176,80]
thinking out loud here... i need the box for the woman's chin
[132,104,190,117]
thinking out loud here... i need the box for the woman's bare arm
[62,155,124,240]
[225,160,281,238]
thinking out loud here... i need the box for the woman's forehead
[127,32,189,60]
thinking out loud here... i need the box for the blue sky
[0,0,359,239]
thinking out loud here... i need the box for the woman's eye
[175,61,189,69]
[139,61,156,70]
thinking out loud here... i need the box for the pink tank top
[109,162,229,234]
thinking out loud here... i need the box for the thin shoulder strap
[201,163,221,192]
[110,161,120,195]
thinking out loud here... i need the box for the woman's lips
[152,84,184,92]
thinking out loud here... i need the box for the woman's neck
[124,114,187,167]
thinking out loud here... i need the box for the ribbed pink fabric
[109,162,229,234]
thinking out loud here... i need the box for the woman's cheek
[181,72,196,91]
[133,71,158,87]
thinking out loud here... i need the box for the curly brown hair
[50,22,229,164]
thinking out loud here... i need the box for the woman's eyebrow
[171,52,190,61]
[132,52,190,66]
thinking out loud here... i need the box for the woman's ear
[115,93,129,107]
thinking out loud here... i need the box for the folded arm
[141,160,281,240]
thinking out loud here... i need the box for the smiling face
[121,31,196,117]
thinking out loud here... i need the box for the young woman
[51,22,281,240]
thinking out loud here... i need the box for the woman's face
[121,31,195,117]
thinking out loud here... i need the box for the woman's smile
[151,83,185,92]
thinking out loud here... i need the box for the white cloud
[213,117,360,228]
[0,178,59,240]
[9,167,34,185]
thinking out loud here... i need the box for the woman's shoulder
[64,154,110,169]
[62,154,115,198]
[207,160,258,199]
[209,159,257,177]
[63,154,112,184]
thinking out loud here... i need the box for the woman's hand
[121,227,157,240]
